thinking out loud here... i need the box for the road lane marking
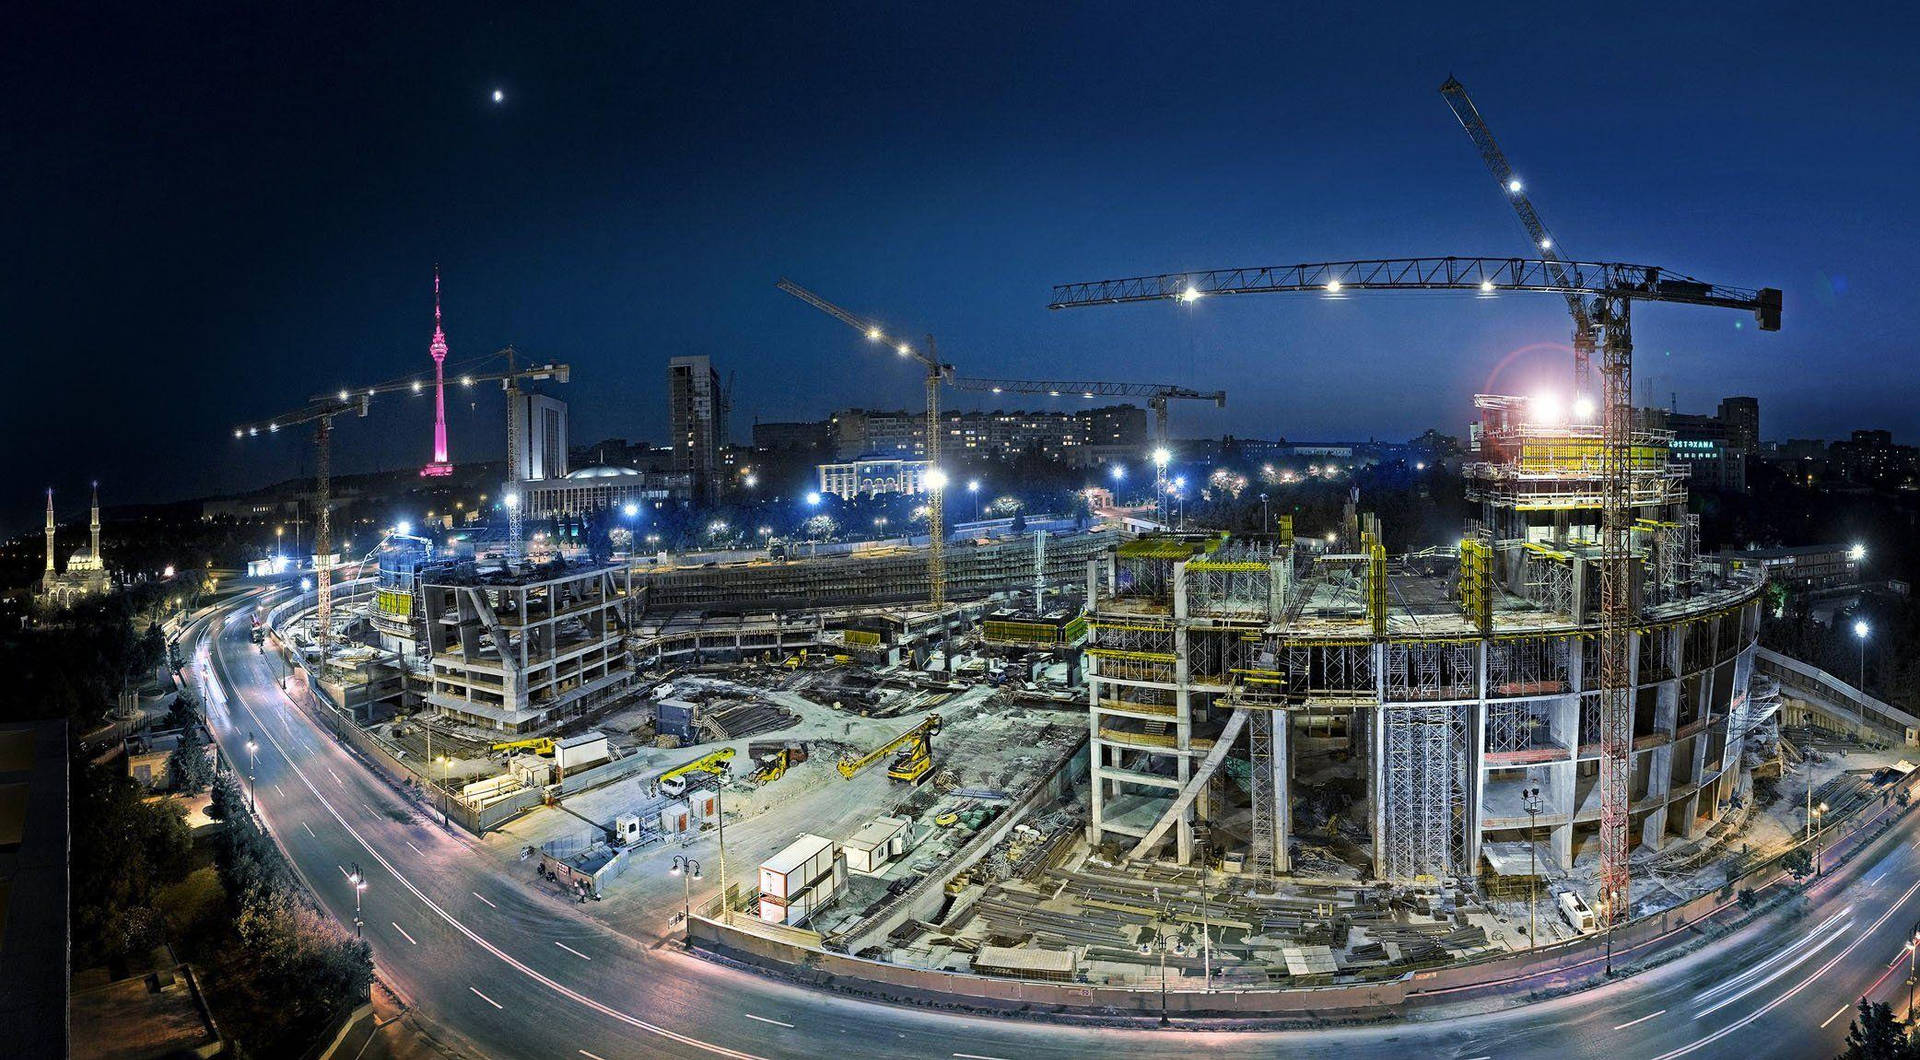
[1613,1009,1666,1030]
[1655,877,1920,1059]
[1822,1004,1852,1028]
[469,986,503,1009]
[210,631,768,1060]
[393,922,417,945]
[406,840,425,856]
[328,767,343,784]
[1694,915,1853,1018]
[581,1052,610,1060]
[1866,866,1891,886]
[743,1014,793,1028]
[274,783,286,797]
[955,1054,1014,1060]
[302,822,315,837]
[472,891,497,908]
[556,941,592,960]
[363,803,378,817]
[1693,909,1848,1002]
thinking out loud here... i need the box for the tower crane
[776,279,957,608]
[1051,255,1780,926]
[778,279,1226,603]
[234,351,569,664]
[1439,77,1594,405]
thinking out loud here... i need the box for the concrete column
[1273,711,1292,874]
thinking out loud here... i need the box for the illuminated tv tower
[420,266,454,478]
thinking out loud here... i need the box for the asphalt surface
[186,588,1920,1059]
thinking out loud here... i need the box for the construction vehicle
[750,747,794,784]
[659,747,735,798]
[490,736,555,756]
[837,714,943,784]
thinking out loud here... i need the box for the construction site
[225,76,1877,1002]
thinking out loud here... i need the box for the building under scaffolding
[630,530,1117,614]
[1085,395,1763,898]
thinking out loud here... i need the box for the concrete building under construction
[1084,394,1764,895]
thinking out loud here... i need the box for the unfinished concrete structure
[631,530,1117,614]
[420,562,633,731]
[1085,395,1763,903]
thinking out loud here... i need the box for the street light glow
[623,502,639,518]
[1152,447,1171,468]
[1855,619,1870,639]
[1849,543,1866,562]
[923,468,949,492]
[805,491,821,506]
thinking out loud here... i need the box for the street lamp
[967,478,981,520]
[1854,618,1870,692]
[245,733,258,811]
[670,855,703,941]
[623,502,640,518]
[1259,492,1269,533]
[348,863,366,938]
[1812,802,1828,876]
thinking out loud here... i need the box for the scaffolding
[1188,542,1275,618]
[1381,702,1471,880]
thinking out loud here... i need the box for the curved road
[186,588,1916,1059]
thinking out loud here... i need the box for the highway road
[186,589,1918,1059]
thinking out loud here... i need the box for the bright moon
[491,89,505,103]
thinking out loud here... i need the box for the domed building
[38,484,111,610]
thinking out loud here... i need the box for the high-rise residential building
[1717,396,1759,454]
[668,356,727,501]
[510,393,569,482]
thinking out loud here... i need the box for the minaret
[89,481,100,560]
[43,489,55,574]
[421,266,455,478]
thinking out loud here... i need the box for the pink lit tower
[419,266,455,478]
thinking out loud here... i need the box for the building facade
[1085,393,1763,901]
[828,405,1149,463]
[816,458,931,499]
[668,355,727,501]
[510,393,569,483]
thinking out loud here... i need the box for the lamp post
[967,479,981,521]
[713,770,731,926]
[1812,802,1828,876]
[1523,784,1543,951]
[671,855,703,941]
[245,733,258,811]
[1259,493,1269,533]
[348,863,366,938]
[1197,841,1212,992]
[1602,896,1615,976]
[1854,618,1870,693]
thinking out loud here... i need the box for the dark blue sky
[8,3,1916,534]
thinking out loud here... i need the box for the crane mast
[1052,256,1779,925]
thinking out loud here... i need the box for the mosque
[38,483,111,609]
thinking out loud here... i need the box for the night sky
[9,4,1916,536]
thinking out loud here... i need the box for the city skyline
[9,5,1918,536]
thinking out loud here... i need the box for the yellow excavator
[490,737,555,757]
[659,747,736,797]
[838,714,942,785]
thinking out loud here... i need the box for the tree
[1838,999,1920,1060]
[166,739,214,793]
[208,770,244,821]
[1780,847,1814,879]
[164,690,199,733]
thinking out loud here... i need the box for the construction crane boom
[838,713,942,781]
[777,279,955,608]
[234,351,569,664]
[1052,255,1779,926]
[1439,76,1595,400]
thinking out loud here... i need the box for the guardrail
[1757,646,1920,744]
